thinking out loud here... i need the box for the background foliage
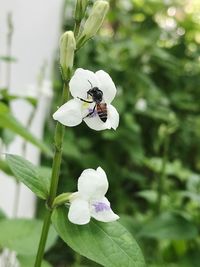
[1,0,200,266]
[42,0,200,266]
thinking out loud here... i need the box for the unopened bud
[60,31,76,79]
[77,0,109,47]
[74,0,88,22]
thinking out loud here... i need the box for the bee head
[88,87,103,102]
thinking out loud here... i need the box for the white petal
[53,99,82,127]
[107,104,119,130]
[83,103,119,131]
[83,113,111,131]
[81,102,96,118]
[90,197,119,222]
[68,198,90,225]
[96,167,107,181]
[78,167,108,200]
[95,70,117,104]
[69,68,100,99]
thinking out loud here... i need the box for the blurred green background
[1,0,200,266]
[41,0,200,266]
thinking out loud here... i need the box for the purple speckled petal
[87,108,98,118]
[93,201,111,213]
[90,197,119,223]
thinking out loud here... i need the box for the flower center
[88,107,98,117]
[93,202,110,212]
[82,100,98,118]
[82,102,90,109]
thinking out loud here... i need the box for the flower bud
[60,31,76,79]
[77,0,109,47]
[74,0,88,22]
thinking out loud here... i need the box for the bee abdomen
[99,113,107,122]
[97,103,107,122]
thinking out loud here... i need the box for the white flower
[68,167,119,225]
[135,98,147,111]
[53,68,119,131]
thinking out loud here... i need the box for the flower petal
[96,166,107,181]
[95,70,117,104]
[83,103,119,131]
[78,167,108,200]
[69,68,100,99]
[68,198,90,225]
[83,112,111,131]
[90,197,119,222]
[107,104,119,130]
[53,99,82,127]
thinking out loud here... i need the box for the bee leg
[77,97,93,103]
[83,104,96,119]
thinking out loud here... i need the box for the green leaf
[0,209,6,220]
[0,102,52,156]
[119,215,142,237]
[38,166,52,195]
[6,154,50,199]
[143,157,191,180]
[0,159,12,175]
[0,89,37,106]
[0,218,57,255]
[136,190,157,203]
[138,211,198,240]
[180,191,200,203]
[52,206,146,267]
[0,55,17,62]
[1,128,15,145]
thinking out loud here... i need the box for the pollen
[82,95,93,108]
[83,102,90,108]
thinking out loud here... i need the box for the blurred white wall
[0,0,63,218]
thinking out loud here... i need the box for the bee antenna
[88,80,93,89]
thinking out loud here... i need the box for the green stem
[74,20,81,38]
[74,253,82,266]
[156,134,169,214]
[13,180,20,217]
[34,10,82,266]
[34,82,69,267]
[48,82,69,206]
[34,210,52,267]
[6,12,13,92]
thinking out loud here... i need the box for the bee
[78,80,108,122]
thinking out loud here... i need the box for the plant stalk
[6,12,13,93]
[34,10,82,265]
[74,20,81,38]
[34,210,52,267]
[34,82,69,267]
[156,134,169,214]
